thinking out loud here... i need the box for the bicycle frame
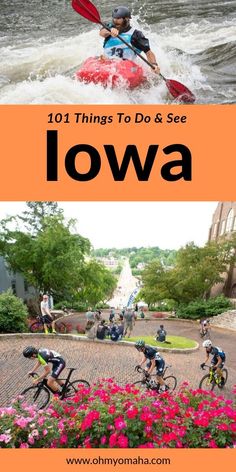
[29,368,76,397]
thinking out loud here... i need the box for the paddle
[72,0,195,103]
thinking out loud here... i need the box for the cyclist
[199,318,210,337]
[40,294,56,334]
[200,340,226,386]
[135,339,168,392]
[23,346,65,393]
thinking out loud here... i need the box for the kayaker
[99,6,160,74]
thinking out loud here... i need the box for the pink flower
[60,434,68,445]
[209,440,218,448]
[217,423,229,431]
[114,416,127,430]
[138,443,155,448]
[81,410,100,431]
[108,405,116,414]
[14,417,31,428]
[117,434,129,448]
[162,432,178,442]
[109,433,117,447]
[83,436,92,448]
[19,443,29,448]
[100,436,107,445]
[126,406,139,419]
[0,433,11,444]
[37,416,46,426]
[194,418,209,427]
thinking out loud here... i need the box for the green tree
[140,241,236,305]
[0,291,28,333]
[77,260,117,307]
[0,203,91,300]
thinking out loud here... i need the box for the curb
[0,333,199,353]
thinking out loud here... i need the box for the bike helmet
[23,346,38,358]
[135,339,145,350]
[202,340,212,348]
[112,6,131,19]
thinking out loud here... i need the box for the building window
[220,220,226,236]
[226,209,234,233]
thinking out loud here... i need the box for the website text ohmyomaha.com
[66,456,171,466]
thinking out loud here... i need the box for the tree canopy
[0,202,116,306]
[140,241,236,305]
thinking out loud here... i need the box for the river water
[0,0,235,104]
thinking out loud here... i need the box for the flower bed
[0,380,235,448]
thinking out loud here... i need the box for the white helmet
[202,340,212,348]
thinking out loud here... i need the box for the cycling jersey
[37,349,65,379]
[143,347,165,376]
[37,348,63,365]
[211,346,226,362]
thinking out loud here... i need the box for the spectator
[140,309,145,319]
[110,323,120,342]
[156,324,167,342]
[86,308,95,322]
[85,320,96,339]
[117,320,125,339]
[96,320,108,340]
[40,294,56,334]
[95,310,102,321]
[124,307,135,338]
[109,308,116,323]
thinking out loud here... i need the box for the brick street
[0,319,235,406]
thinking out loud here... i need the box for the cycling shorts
[51,358,66,378]
[146,359,165,376]
[211,355,225,369]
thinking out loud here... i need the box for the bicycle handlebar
[135,366,150,377]
[201,365,215,371]
[28,372,39,378]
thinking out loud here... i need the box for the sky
[0,201,218,250]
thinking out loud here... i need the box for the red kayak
[75,57,146,89]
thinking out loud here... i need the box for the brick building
[208,202,236,298]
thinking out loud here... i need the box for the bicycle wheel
[163,375,177,393]
[64,379,90,398]
[55,321,67,334]
[218,368,228,389]
[199,374,215,391]
[131,380,148,393]
[20,385,50,409]
[29,321,44,333]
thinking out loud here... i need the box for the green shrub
[0,290,28,333]
[176,296,232,320]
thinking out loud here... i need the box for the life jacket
[103,26,141,61]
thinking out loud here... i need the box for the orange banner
[1,449,236,472]
[0,105,235,200]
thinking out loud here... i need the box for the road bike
[132,365,177,393]
[29,306,74,334]
[20,368,90,409]
[199,365,228,391]
[199,328,211,339]
[29,314,68,334]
